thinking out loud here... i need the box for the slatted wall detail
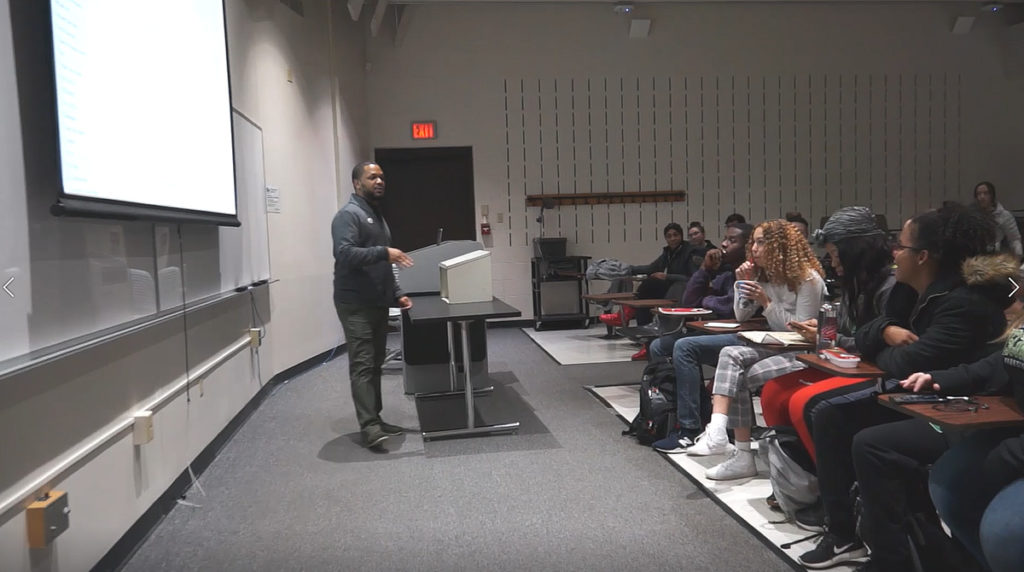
[504,73,960,247]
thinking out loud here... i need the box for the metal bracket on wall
[525,190,685,207]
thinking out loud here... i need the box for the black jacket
[855,255,1017,379]
[631,243,705,285]
[331,194,404,306]
[984,325,1024,494]
[930,350,1008,396]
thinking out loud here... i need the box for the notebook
[703,322,742,328]
[738,331,809,347]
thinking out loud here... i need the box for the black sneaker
[795,501,826,533]
[798,532,868,569]
[363,426,389,448]
[652,432,696,454]
[379,421,404,436]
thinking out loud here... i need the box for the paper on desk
[704,322,742,328]
[739,331,808,346]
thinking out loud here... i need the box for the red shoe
[631,346,648,361]
[599,313,624,327]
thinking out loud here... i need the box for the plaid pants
[711,348,805,428]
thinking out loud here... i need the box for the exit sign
[411,121,437,140]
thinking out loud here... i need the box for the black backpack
[623,357,712,445]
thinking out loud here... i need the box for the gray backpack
[761,428,819,518]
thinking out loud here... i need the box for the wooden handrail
[526,190,685,207]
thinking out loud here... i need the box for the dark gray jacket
[332,194,404,306]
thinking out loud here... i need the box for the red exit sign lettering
[411,121,437,140]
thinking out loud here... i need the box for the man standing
[332,162,413,448]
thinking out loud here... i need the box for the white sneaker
[706,449,757,481]
[686,431,732,456]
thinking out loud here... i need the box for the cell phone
[891,394,947,404]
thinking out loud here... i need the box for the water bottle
[817,302,838,352]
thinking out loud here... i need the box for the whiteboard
[219,110,271,290]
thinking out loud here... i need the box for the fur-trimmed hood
[962,254,1021,309]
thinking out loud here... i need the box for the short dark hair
[785,211,809,227]
[724,213,746,225]
[726,222,754,243]
[664,222,684,237]
[351,161,377,182]
[688,221,705,234]
[974,181,997,201]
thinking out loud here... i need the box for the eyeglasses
[892,243,922,253]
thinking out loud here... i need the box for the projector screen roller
[49,0,238,225]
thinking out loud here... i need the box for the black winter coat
[855,255,1017,379]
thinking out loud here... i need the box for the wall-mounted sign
[411,121,437,140]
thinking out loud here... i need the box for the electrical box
[439,250,492,304]
[26,490,69,548]
[133,411,154,445]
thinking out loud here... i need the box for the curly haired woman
[686,219,826,480]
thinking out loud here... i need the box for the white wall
[227,0,367,376]
[364,3,1024,317]
[0,0,366,569]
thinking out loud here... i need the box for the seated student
[847,297,1019,572]
[651,220,821,454]
[974,180,1023,257]
[758,207,895,459]
[687,221,716,251]
[598,225,696,331]
[649,222,753,358]
[647,225,753,433]
[797,203,1015,570]
[685,221,826,480]
[786,211,810,240]
[724,213,746,226]
[930,318,1024,572]
[614,222,704,328]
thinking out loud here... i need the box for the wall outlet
[496,212,504,223]
[133,411,154,445]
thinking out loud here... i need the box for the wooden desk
[582,292,636,303]
[614,298,677,310]
[796,353,886,378]
[740,335,815,352]
[687,319,770,334]
[877,394,1024,430]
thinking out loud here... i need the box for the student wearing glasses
[682,219,826,478]
[797,203,1018,570]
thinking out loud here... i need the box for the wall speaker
[629,19,651,39]
[952,16,975,34]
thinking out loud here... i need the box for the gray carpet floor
[122,328,795,572]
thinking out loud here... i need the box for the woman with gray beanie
[757,206,897,458]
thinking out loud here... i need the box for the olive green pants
[335,303,389,433]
